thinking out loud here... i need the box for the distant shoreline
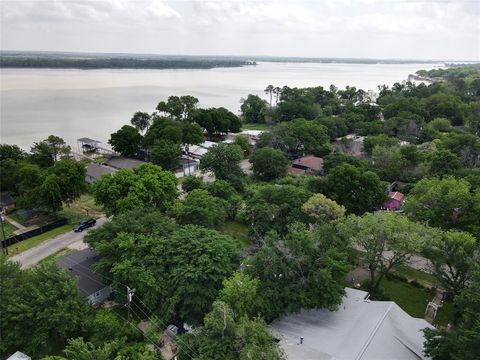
[1,51,474,70]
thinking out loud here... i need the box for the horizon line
[1,49,479,63]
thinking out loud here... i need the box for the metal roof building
[270,288,433,360]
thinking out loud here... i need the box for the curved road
[10,216,108,269]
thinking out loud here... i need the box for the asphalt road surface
[10,216,108,269]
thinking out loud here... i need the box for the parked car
[73,218,96,232]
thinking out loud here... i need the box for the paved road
[10,216,108,269]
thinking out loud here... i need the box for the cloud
[0,0,478,60]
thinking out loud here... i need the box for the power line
[130,295,201,359]
[59,255,200,358]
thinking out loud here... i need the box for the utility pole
[126,286,135,323]
[0,213,8,256]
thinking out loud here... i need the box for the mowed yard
[4,193,103,257]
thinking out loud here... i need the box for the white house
[270,288,433,360]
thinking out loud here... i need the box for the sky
[1,0,479,61]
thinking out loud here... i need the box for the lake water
[0,62,441,150]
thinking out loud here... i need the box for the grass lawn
[60,193,104,222]
[1,221,17,240]
[242,123,274,131]
[379,277,455,325]
[393,265,438,287]
[8,212,27,227]
[380,278,430,318]
[221,221,251,247]
[435,300,455,327]
[6,224,74,257]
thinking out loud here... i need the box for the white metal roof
[270,288,433,360]
[240,130,264,136]
[7,352,31,360]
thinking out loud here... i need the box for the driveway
[10,216,108,269]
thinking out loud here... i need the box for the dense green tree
[181,122,205,147]
[143,117,183,147]
[423,265,480,360]
[218,272,259,320]
[150,140,182,170]
[301,193,346,224]
[249,147,289,181]
[363,134,399,155]
[0,259,91,358]
[156,95,199,121]
[424,231,479,296]
[41,338,157,360]
[85,209,177,277]
[257,119,331,157]
[405,177,477,232]
[339,212,439,292]
[88,310,139,346]
[424,92,464,125]
[438,132,480,168]
[0,144,26,161]
[13,159,86,211]
[194,108,241,135]
[322,152,368,173]
[233,134,251,152]
[315,116,348,140]
[204,180,242,220]
[30,135,71,168]
[323,163,386,214]
[429,117,453,132]
[174,189,227,228]
[92,163,177,215]
[104,226,241,325]
[108,125,143,158]
[204,180,236,200]
[130,111,151,133]
[240,94,268,123]
[383,116,423,143]
[245,184,312,236]
[182,175,204,193]
[275,99,317,121]
[429,149,462,177]
[246,224,350,321]
[200,143,244,181]
[177,301,284,360]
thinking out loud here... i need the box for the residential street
[10,216,108,269]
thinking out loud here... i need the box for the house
[7,351,31,360]
[270,287,433,360]
[58,248,112,306]
[0,191,16,212]
[288,156,324,175]
[85,163,116,184]
[186,141,218,159]
[383,191,405,211]
[105,156,145,170]
[237,130,264,146]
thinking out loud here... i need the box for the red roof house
[383,192,405,211]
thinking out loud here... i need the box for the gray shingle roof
[106,156,145,170]
[0,191,15,207]
[58,248,107,296]
[86,163,116,182]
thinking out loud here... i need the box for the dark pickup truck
[73,218,96,232]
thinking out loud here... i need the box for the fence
[1,218,69,249]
